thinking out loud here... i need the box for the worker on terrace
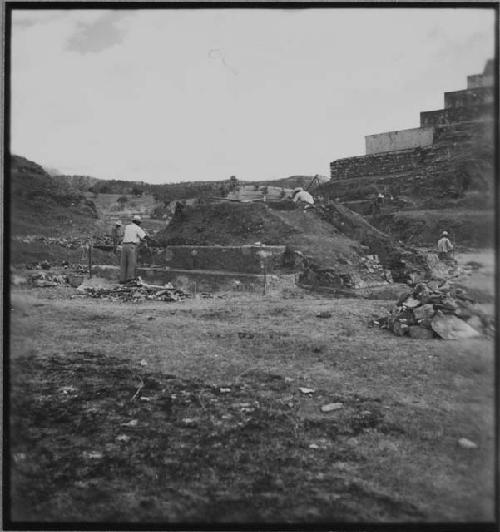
[111,220,123,253]
[292,187,315,211]
[120,215,148,283]
[437,231,454,260]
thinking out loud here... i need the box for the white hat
[442,231,448,236]
[115,220,122,226]
[133,215,142,222]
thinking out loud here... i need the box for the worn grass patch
[8,290,495,523]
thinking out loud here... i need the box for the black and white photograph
[4,2,498,526]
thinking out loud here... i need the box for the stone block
[413,303,435,321]
[408,325,434,339]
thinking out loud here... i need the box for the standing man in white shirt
[437,230,454,260]
[120,215,148,283]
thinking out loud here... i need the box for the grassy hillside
[10,155,98,237]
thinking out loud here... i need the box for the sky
[10,7,496,183]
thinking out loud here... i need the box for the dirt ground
[8,252,495,524]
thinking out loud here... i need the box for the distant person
[120,215,148,283]
[111,221,123,253]
[292,188,315,210]
[437,231,454,260]
[371,193,384,214]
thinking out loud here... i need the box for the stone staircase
[325,59,494,208]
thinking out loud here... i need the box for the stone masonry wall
[331,116,492,181]
[164,245,287,274]
[443,86,494,109]
[420,103,493,127]
[365,127,434,155]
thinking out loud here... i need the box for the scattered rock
[116,434,130,442]
[299,387,315,395]
[393,321,409,337]
[458,438,478,449]
[82,451,103,459]
[413,304,434,321]
[431,312,480,340]
[316,311,332,319]
[402,296,420,309]
[308,443,320,449]
[32,279,59,287]
[13,452,27,463]
[320,402,343,412]
[373,281,489,340]
[466,315,483,333]
[219,387,231,393]
[121,419,138,427]
[408,326,434,340]
[139,359,147,366]
[77,279,188,303]
[232,402,252,408]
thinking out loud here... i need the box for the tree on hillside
[131,185,144,197]
[117,195,128,209]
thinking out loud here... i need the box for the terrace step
[91,265,297,294]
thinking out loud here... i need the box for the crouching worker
[292,187,315,211]
[120,215,148,283]
[437,230,454,260]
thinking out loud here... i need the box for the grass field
[9,282,495,523]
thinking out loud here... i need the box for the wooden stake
[88,238,93,278]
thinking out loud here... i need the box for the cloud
[65,11,130,54]
[12,11,69,29]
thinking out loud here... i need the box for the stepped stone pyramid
[326,59,495,209]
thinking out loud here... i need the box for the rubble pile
[75,279,189,303]
[359,254,394,282]
[29,271,70,287]
[372,280,494,339]
[14,234,114,250]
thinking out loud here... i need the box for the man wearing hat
[437,230,454,260]
[111,220,123,253]
[120,215,148,283]
[291,187,315,210]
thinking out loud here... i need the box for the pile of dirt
[156,201,430,288]
[372,280,494,339]
[74,279,189,303]
[156,202,297,247]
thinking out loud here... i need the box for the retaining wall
[91,265,297,294]
[365,127,434,155]
[444,86,494,109]
[164,245,288,274]
[420,103,494,127]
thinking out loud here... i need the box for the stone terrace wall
[164,245,288,274]
[331,115,493,181]
[444,86,494,109]
[365,127,433,155]
[420,103,493,127]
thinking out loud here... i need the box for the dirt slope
[371,209,495,248]
[157,202,363,271]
